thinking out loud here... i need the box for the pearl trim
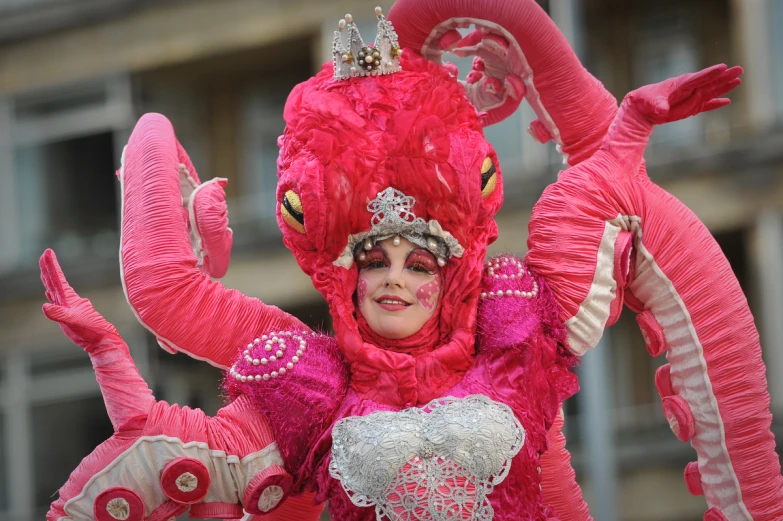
[230,331,309,382]
[480,257,539,300]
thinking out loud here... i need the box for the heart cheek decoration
[416,279,441,312]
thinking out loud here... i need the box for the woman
[41,0,782,519]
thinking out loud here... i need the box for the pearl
[338,19,347,30]
[263,374,270,381]
[271,371,278,378]
[278,368,286,375]
[265,345,272,352]
[296,350,303,356]
[344,13,353,23]
[480,292,487,298]
[506,290,513,296]
[261,335,268,341]
[375,6,382,16]
[427,237,438,251]
[341,54,349,62]
[287,362,294,369]
[393,235,401,246]
[358,252,367,261]
[253,359,260,366]
[365,55,374,64]
[270,356,276,362]
[241,376,247,382]
[247,343,253,349]
[254,338,260,345]
[261,358,268,365]
[276,350,284,358]
[364,238,373,250]
[437,257,446,267]
[292,356,299,363]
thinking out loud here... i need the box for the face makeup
[355,237,442,339]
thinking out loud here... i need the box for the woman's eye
[367,259,387,269]
[406,258,437,274]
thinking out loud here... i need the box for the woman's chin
[372,316,421,340]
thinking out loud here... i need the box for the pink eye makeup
[405,249,438,274]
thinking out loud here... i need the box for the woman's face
[356,237,442,339]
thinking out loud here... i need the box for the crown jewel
[333,7,402,81]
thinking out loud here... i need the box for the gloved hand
[40,250,292,521]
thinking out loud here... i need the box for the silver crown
[332,7,402,81]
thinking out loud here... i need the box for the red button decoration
[161,457,211,504]
[662,395,696,442]
[684,461,703,496]
[637,310,667,357]
[94,487,144,521]
[655,364,674,398]
[244,464,293,515]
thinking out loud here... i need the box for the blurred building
[0,0,781,519]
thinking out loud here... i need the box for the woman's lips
[375,295,411,311]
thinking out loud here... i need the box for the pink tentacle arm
[528,66,783,520]
[40,250,291,520]
[389,0,618,166]
[41,248,154,431]
[540,409,592,521]
[120,113,306,369]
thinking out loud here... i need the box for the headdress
[275,0,617,404]
[332,8,402,80]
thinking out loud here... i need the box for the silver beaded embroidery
[333,187,465,268]
[329,395,525,521]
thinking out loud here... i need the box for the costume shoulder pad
[224,329,349,489]
[477,255,565,350]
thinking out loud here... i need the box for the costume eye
[481,156,498,198]
[281,190,305,234]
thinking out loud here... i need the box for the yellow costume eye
[281,190,305,234]
[481,157,497,198]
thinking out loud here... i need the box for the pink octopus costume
[39,0,783,520]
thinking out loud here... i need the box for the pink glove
[41,250,292,521]
[528,66,783,520]
[119,114,306,368]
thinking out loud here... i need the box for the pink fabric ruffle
[121,114,306,369]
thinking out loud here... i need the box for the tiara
[332,7,402,81]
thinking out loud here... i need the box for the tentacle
[540,409,592,521]
[40,249,154,431]
[527,69,783,519]
[120,113,306,368]
[389,0,618,166]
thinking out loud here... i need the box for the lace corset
[329,395,525,521]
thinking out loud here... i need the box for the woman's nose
[384,265,405,288]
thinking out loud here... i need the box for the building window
[32,398,113,519]
[632,8,701,148]
[14,133,118,263]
